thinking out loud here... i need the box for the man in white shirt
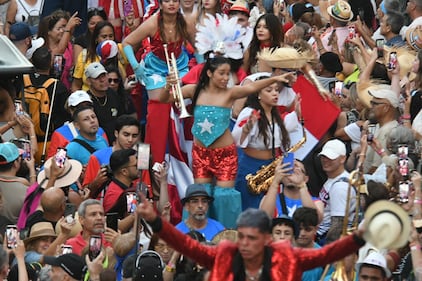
[317,139,355,245]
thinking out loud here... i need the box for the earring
[258,96,261,100]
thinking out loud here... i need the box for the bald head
[41,188,65,214]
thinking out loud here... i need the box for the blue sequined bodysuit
[192,105,231,147]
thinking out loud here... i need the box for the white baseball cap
[67,90,92,107]
[318,139,346,160]
[355,252,391,278]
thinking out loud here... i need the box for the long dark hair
[88,21,115,62]
[247,14,283,72]
[244,79,290,150]
[191,56,231,113]
[158,1,189,43]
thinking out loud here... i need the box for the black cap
[181,184,214,205]
[44,254,87,280]
[320,52,343,73]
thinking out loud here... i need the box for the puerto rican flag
[289,75,340,160]
[165,103,194,224]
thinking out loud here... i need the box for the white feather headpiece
[195,13,249,60]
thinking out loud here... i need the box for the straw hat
[327,0,353,22]
[406,25,422,51]
[24,222,57,246]
[229,0,250,15]
[37,157,82,189]
[258,47,313,69]
[363,200,410,250]
[383,46,417,80]
[211,229,238,244]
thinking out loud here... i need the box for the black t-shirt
[88,89,136,142]
[410,90,422,123]
[24,210,57,234]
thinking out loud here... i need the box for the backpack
[134,250,164,280]
[19,74,57,137]
[17,0,44,27]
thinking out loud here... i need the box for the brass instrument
[246,119,307,194]
[163,44,191,118]
[301,63,330,100]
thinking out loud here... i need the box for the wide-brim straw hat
[211,229,238,244]
[382,46,416,80]
[37,157,82,189]
[258,47,313,69]
[327,0,353,22]
[24,222,57,246]
[363,200,410,250]
[406,25,422,51]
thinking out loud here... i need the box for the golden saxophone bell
[163,44,191,119]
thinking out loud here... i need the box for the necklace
[92,94,107,106]
[245,266,263,281]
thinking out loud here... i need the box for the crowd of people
[0,0,422,280]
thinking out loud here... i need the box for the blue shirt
[66,134,108,165]
[302,243,324,281]
[176,218,225,241]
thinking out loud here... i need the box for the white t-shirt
[318,170,355,236]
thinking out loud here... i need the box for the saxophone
[246,119,307,194]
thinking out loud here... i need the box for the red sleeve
[236,68,248,84]
[83,156,101,187]
[159,219,216,269]
[283,21,294,33]
[47,132,69,159]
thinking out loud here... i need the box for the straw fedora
[406,25,422,51]
[24,222,57,246]
[258,47,314,69]
[327,0,353,23]
[37,157,82,189]
[363,200,410,250]
[229,0,250,15]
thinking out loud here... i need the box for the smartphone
[126,192,138,213]
[14,100,24,116]
[6,225,18,249]
[388,52,398,70]
[398,144,408,159]
[334,81,343,97]
[152,162,162,172]
[137,182,149,201]
[376,39,385,58]
[282,152,294,174]
[55,148,67,168]
[89,235,102,261]
[348,25,355,40]
[53,54,63,78]
[399,158,409,178]
[123,0,133,16]
[137,143,150,170]
[398,180,412,203]
[101,164,112,178]
[367,124,376,143]
[106,212,119,231]
[328,81,336,94]
[61,245,73,255]
[64,203,76,224]
[22,140,31,160]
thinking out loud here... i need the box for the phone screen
[367,124,376,143]
[376,39,384,58]
[22,140,31,160]
[6,225,18,249]
[106,212,119,231]
[126,192,138,213]
[328,81,335,94]
[14,100,24,115]
[89,235,102,261]
[55,148,67,168]
[282,152,295,174]
[137,143,150,170]
[388,52,397,69]
[61,245,73,255]
[334,81,343,97]
[398,181,412,203]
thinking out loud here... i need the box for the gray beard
[192,213,207,221]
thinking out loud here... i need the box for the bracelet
[415,199,422,205]
[411,245,421,251]
[377,148,385,156]
[165,264,176,272]
[401,114,411,120]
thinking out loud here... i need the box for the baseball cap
[67,90,93,107]
[355,252,391,278]
[85,62,107,79]
[9,22,37,41]
[369,86,399,108]
[181,184,214,205]
[318,139,346,160]
[290,3,314,22]
[0,142,21,164]
[44,254,87,280]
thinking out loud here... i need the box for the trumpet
[163,44,191,118]
[246,119,307,194]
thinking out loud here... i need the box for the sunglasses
[88,7,105,13]
[108,78,120,84]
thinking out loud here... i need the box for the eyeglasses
[88,7,105,13]
[370,100,387,106]
[108,78,120,84]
